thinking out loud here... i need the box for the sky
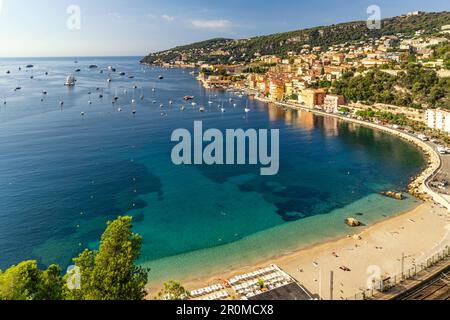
[0,0,448,57]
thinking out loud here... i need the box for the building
[269,80,285,101]
[426,109,450,133]
[323,94,345,113]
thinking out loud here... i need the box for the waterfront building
[426,109,450,133]
[299,88,327,108]
[323,94,346,113]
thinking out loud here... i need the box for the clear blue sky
[0,0,448,57]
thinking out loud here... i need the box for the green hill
[141,11,450,65]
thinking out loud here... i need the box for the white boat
[245,107,251,113]
[64,74,76,86]
[199,107,205,113]
[191,102,197,107]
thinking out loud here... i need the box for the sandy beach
[147,202,449,299]
[145,101,450,300]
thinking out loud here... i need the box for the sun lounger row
[190,284,224,298]
[228,266,279,284]
[201,291,230,301]
[238,280,292,300]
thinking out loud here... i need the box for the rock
[381,191,404,200]
[345,218,361,227]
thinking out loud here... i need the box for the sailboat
[244,101,250,114]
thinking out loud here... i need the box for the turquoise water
[0,57,425,282]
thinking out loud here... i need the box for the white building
[426,109,450,133]
[323,94,345,113]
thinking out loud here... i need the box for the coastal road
[429,151,450,196]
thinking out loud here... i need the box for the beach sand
[147,202,450,299]
[145,99,449,300]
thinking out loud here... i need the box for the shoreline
[174,201,449,300]
[145,89,450,299]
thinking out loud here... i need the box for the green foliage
[67,216,148,300]
[257,279,265,289]
[332,65,449,109]
[290,93,299,100]
[142,12,450,65]
[156,280,189,300]
[355,109,427,133]
[311,79,332,89]
[0,216,148,301]
[0,261,63,300]
[338,106,351,114]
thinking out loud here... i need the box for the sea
[0,56,425,282]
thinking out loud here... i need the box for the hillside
[141,11,450,65]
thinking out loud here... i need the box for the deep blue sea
[0,57,425,282]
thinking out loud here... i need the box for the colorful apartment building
[299,88,327,108]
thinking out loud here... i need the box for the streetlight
[313,262,322,299]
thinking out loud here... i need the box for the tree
[156,281,189,300]
[35,265,65,300]
[66,217,149,300]
[0,261,64,300]
[0,261,41,300]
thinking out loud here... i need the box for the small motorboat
[65,74,76,86]
[199,107,205,113]
[158,75,164,80]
